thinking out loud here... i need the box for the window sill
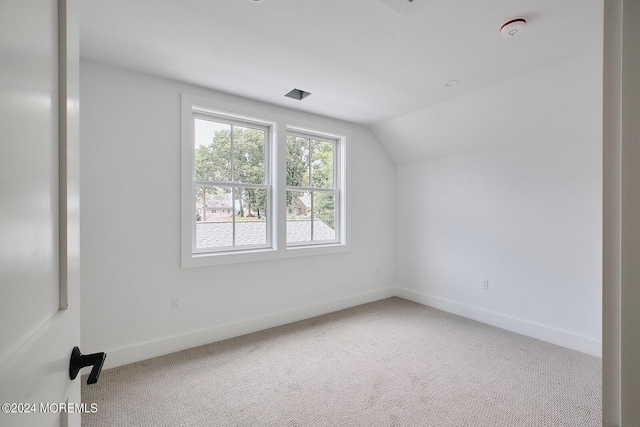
[181,243,349,268]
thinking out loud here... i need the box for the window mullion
[308,138,312,241]
[335,188,339,239]
[307,138,312,188]
[286,186,332,193]
[230,125,235,247]
[196,181,268,190]
[333,140,338,191]
[232,187,236,247]
[192,181,197,253]
[230,124,235,183]
[185,97,346,265]
[310,190,314,241]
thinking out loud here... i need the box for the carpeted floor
[82,298,601,426]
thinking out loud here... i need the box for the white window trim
[181,93,350,268]
[285,129,342,247]
[191,113,272,254]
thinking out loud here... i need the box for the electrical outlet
[481,279,489,290]
[172,296,181,309]
[376,266,381,275]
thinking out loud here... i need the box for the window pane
[286,190,311,243]
[195,186,233,249]
[194,118,231,182]
[233,126,266,184]
[286,135,310,187]
[311,139,334,189]
[313,192,336,241]
[235,187,268,246]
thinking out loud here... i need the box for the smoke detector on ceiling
[500,18,526,38]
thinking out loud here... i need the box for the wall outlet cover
[172,296,181,309]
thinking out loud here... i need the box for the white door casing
[0,1,81,426]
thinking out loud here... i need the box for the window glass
[235,188,268,246]
[195,186,233,249]
[286,136,310,187]
[313,191,336,241]
[286,133,338,245]
[195,118,231,182]
[232,126,265,184]
[183,96,347,266]
[286,190,312,243]
[311,139,334,189]
[194,116,269,252]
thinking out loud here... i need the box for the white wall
[81,50,603,367]
[80,60,396,368]
[395,55,603,356]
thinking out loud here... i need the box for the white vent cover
[377,0,429,17]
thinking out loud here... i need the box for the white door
[0,1,83,426]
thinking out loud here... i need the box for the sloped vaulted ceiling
[80,0,603,163]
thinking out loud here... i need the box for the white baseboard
[102,285,600,370]
[396,287,602,358]
[103,287,396,370]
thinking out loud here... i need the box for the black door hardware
[69,346,106,385]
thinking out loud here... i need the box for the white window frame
[285,130,341,247]
[181,93,350,268]
[192,113,272,254]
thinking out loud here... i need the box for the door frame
[603,0,640,425]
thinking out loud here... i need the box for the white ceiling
[80,0,603,161]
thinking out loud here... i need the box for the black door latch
[69,346,106,385]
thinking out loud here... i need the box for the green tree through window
[182,96,347,265]
[194,117,269,249]
[286,134,337,243]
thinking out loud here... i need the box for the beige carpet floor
[82,297,601,426]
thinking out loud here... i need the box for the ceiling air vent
[285,88,312,101]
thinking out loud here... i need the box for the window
[193,115,270,252]
[286,133,339,245]
[182,94,349,267]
